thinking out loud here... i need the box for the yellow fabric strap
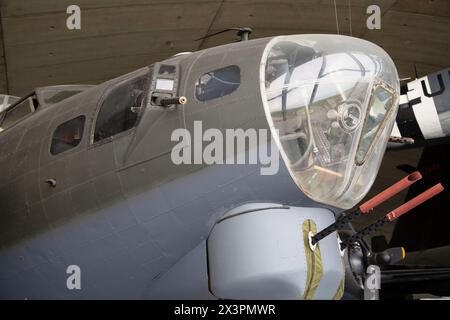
[333,240,346,300]
[333,278,345,300]
[302,219,323,300]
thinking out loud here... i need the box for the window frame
[355,80,397,166]
[90,68,151,147]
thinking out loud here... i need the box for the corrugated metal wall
[0,0,449,96]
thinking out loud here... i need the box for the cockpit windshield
[36,85,93,106]
[0,94,20,113]
[0,95,35,133]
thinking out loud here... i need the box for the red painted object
[386,183,444,221]
[359,171,422,213]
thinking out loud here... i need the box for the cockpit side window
[50,116,85,155]
[195,65,240,101]
[94,74,147,143]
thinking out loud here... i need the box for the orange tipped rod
[359,171,422,213]
[341,183,444,249]
[340,182,444,250]
[386,183,444,221]
[312,171,423,246]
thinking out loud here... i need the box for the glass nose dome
[259,35,400,209]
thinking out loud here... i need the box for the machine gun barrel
[311,172,422,245]
[341,183,444,249]
[159,96,187,107]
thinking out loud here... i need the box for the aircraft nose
[260,35,399,209]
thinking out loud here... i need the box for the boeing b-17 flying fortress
[0,0,449,304]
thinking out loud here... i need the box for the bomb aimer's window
[51,116,85,155]
[195,65,240,101]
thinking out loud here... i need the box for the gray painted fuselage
[0,37,325,299]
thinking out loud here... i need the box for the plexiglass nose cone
[260,35,400,209]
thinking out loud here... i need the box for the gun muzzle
[359,171,422,213]
[159,96,187,107]
[311,172,423,245]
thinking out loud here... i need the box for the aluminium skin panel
[0,36,324,298]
